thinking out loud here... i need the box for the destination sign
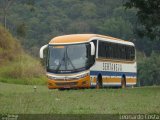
[103,63,122,72]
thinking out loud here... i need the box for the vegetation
[124,0,160,40]
[0,25,21,61]
[0,24,46,85]
[1,0,159,56]
[0,0,160,116]
[124,0,160,86]
[0,0,160,86]
[0,82,160,114]
[138,52,160,86]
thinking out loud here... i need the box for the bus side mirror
[90,42,95,56]
[40,44,48,59]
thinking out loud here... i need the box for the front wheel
[96,75,103,89]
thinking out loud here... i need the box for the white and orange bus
[40,34,137,89]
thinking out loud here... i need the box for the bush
[0,25,22,61]
[0,52,47,85]
[8,54,44,78]
[138,52,160,86]
[0,24,46,85]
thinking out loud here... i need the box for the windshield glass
[47,43,92,73]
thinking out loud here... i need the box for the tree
[67,21,90,34]
[0,0,15,29]
[98,17,134,40]
[124,0,160,40]
[16,22,27,37]
[138,52,160,86]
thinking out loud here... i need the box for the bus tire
[121,75,126,88]
[96,75,103,89]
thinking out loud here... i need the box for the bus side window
[125,46,127,60]
[109,43,112,59]
[103,43,106,58]
[98,41,104,58]
[113,43,117,59]
[119,44,122,60]
[117,44,121,59]
[126,46,132,60]
[122,45,126,60]
[130,46,135,60]
[98,41,135,61]
[106,43,109,58]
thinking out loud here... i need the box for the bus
[40,34,137,89]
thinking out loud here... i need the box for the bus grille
[53,78,79,81]
[56,82,77,86]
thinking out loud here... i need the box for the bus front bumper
[47,75,90,89]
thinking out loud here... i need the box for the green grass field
[0,82,160,114]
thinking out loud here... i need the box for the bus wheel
[96,75,102,89]
[121,76,126,88]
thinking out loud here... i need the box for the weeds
[0,24,46,85]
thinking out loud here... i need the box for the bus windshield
[47,43,92,73]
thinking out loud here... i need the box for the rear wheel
[121,76,126,88]
[96,75,103,89]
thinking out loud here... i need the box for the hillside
[0,0,144,55]
[0,25,46,85]
[1,0,159,57]
[0,25,21,62]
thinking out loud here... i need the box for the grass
[0,24,46,85]
[0,77,46,85]
[0,82,160,114]
[0,54,47,85]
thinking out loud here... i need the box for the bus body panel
[90,60,137,87]
[46,71,91,89]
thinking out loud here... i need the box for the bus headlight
[47,75,56,80]
[75,73,89,79]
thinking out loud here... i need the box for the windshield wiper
[55,47,76,72]
[66,55,76,70]
[55,52,65,72]
[66,48,76,70]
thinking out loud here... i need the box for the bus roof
[49,34,134,45]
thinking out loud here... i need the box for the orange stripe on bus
[92,77,136,83]
[126,78,137,83]
[103,78,121,83]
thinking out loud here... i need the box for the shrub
[0,24,46,85]
[0,25,22,62]
[0,52,47,85]
[6,53,45,78]
[138,52,160,86]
